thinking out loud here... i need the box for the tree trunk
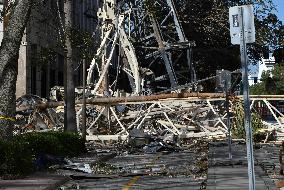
[64,0,77,132]
[0,0,34,140]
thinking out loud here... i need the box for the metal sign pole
[239,7,256,190]
[225,78,232,160]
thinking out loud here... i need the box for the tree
[250,62,284,95]
[0,0,35,140]
[175,0,284,91]
[64,0,77,132]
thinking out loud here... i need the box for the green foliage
[13,132,86,157]
[174,0,283,90]
[35,27,97,66]
[250,63,284,95]
[38,47,57,65]
[145,0,164,19]
[14,132,64,156]
[250,80,266,95]
[0,132,86,177]
[44,132,86,157]
[232,100,266,141]
[0,140,34,177]
[69,27,98,60]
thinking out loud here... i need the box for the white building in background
[248,55,275,85]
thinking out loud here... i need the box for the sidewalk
[207,165,278,190]
[0,172,69,190]
[207,142,278,190]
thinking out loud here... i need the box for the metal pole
[225,78,232,160]
[239,7,255,190]
[82,59,86,140]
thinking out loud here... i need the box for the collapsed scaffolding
[15,93,284,141]
[87,0,196,95]
[14,0,284,143]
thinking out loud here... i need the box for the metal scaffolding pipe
[236,95,284,100]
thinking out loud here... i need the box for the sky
[273,0,284,22]
[248,1,283,80]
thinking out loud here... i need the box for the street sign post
[229,5,256,190]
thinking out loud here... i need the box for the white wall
[248,56,275,85]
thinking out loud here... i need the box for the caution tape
[0,116,16,122]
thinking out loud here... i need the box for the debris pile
[56,138,208,190]
[15,95,64,134]
[14,92,284,144]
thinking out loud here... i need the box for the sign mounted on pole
[229,4,256,190]
[229,5,255,44]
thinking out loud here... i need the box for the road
[58,141,280,190]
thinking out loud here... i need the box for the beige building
[13,0,98,98]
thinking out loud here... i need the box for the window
[31,66,37,95]
[50,69,56,88]
[41,67,47,98]
[58,71,64,86]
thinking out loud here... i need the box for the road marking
[122,152,161,189]
[122,176,141,190]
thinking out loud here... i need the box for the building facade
[10,0,99,98]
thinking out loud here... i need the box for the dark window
[50,0,55,10]
[50,69,56,88]
[59,0,64,13]
[31,44,37,58]
[31,44,38,95]
[78,64,82,86]
[58,71,64,86]
[31,66,37,95]
[57,53,64,86]
[57,53,64,68]
[41,67,47,98]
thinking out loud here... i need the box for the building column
[16,35,28,98]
